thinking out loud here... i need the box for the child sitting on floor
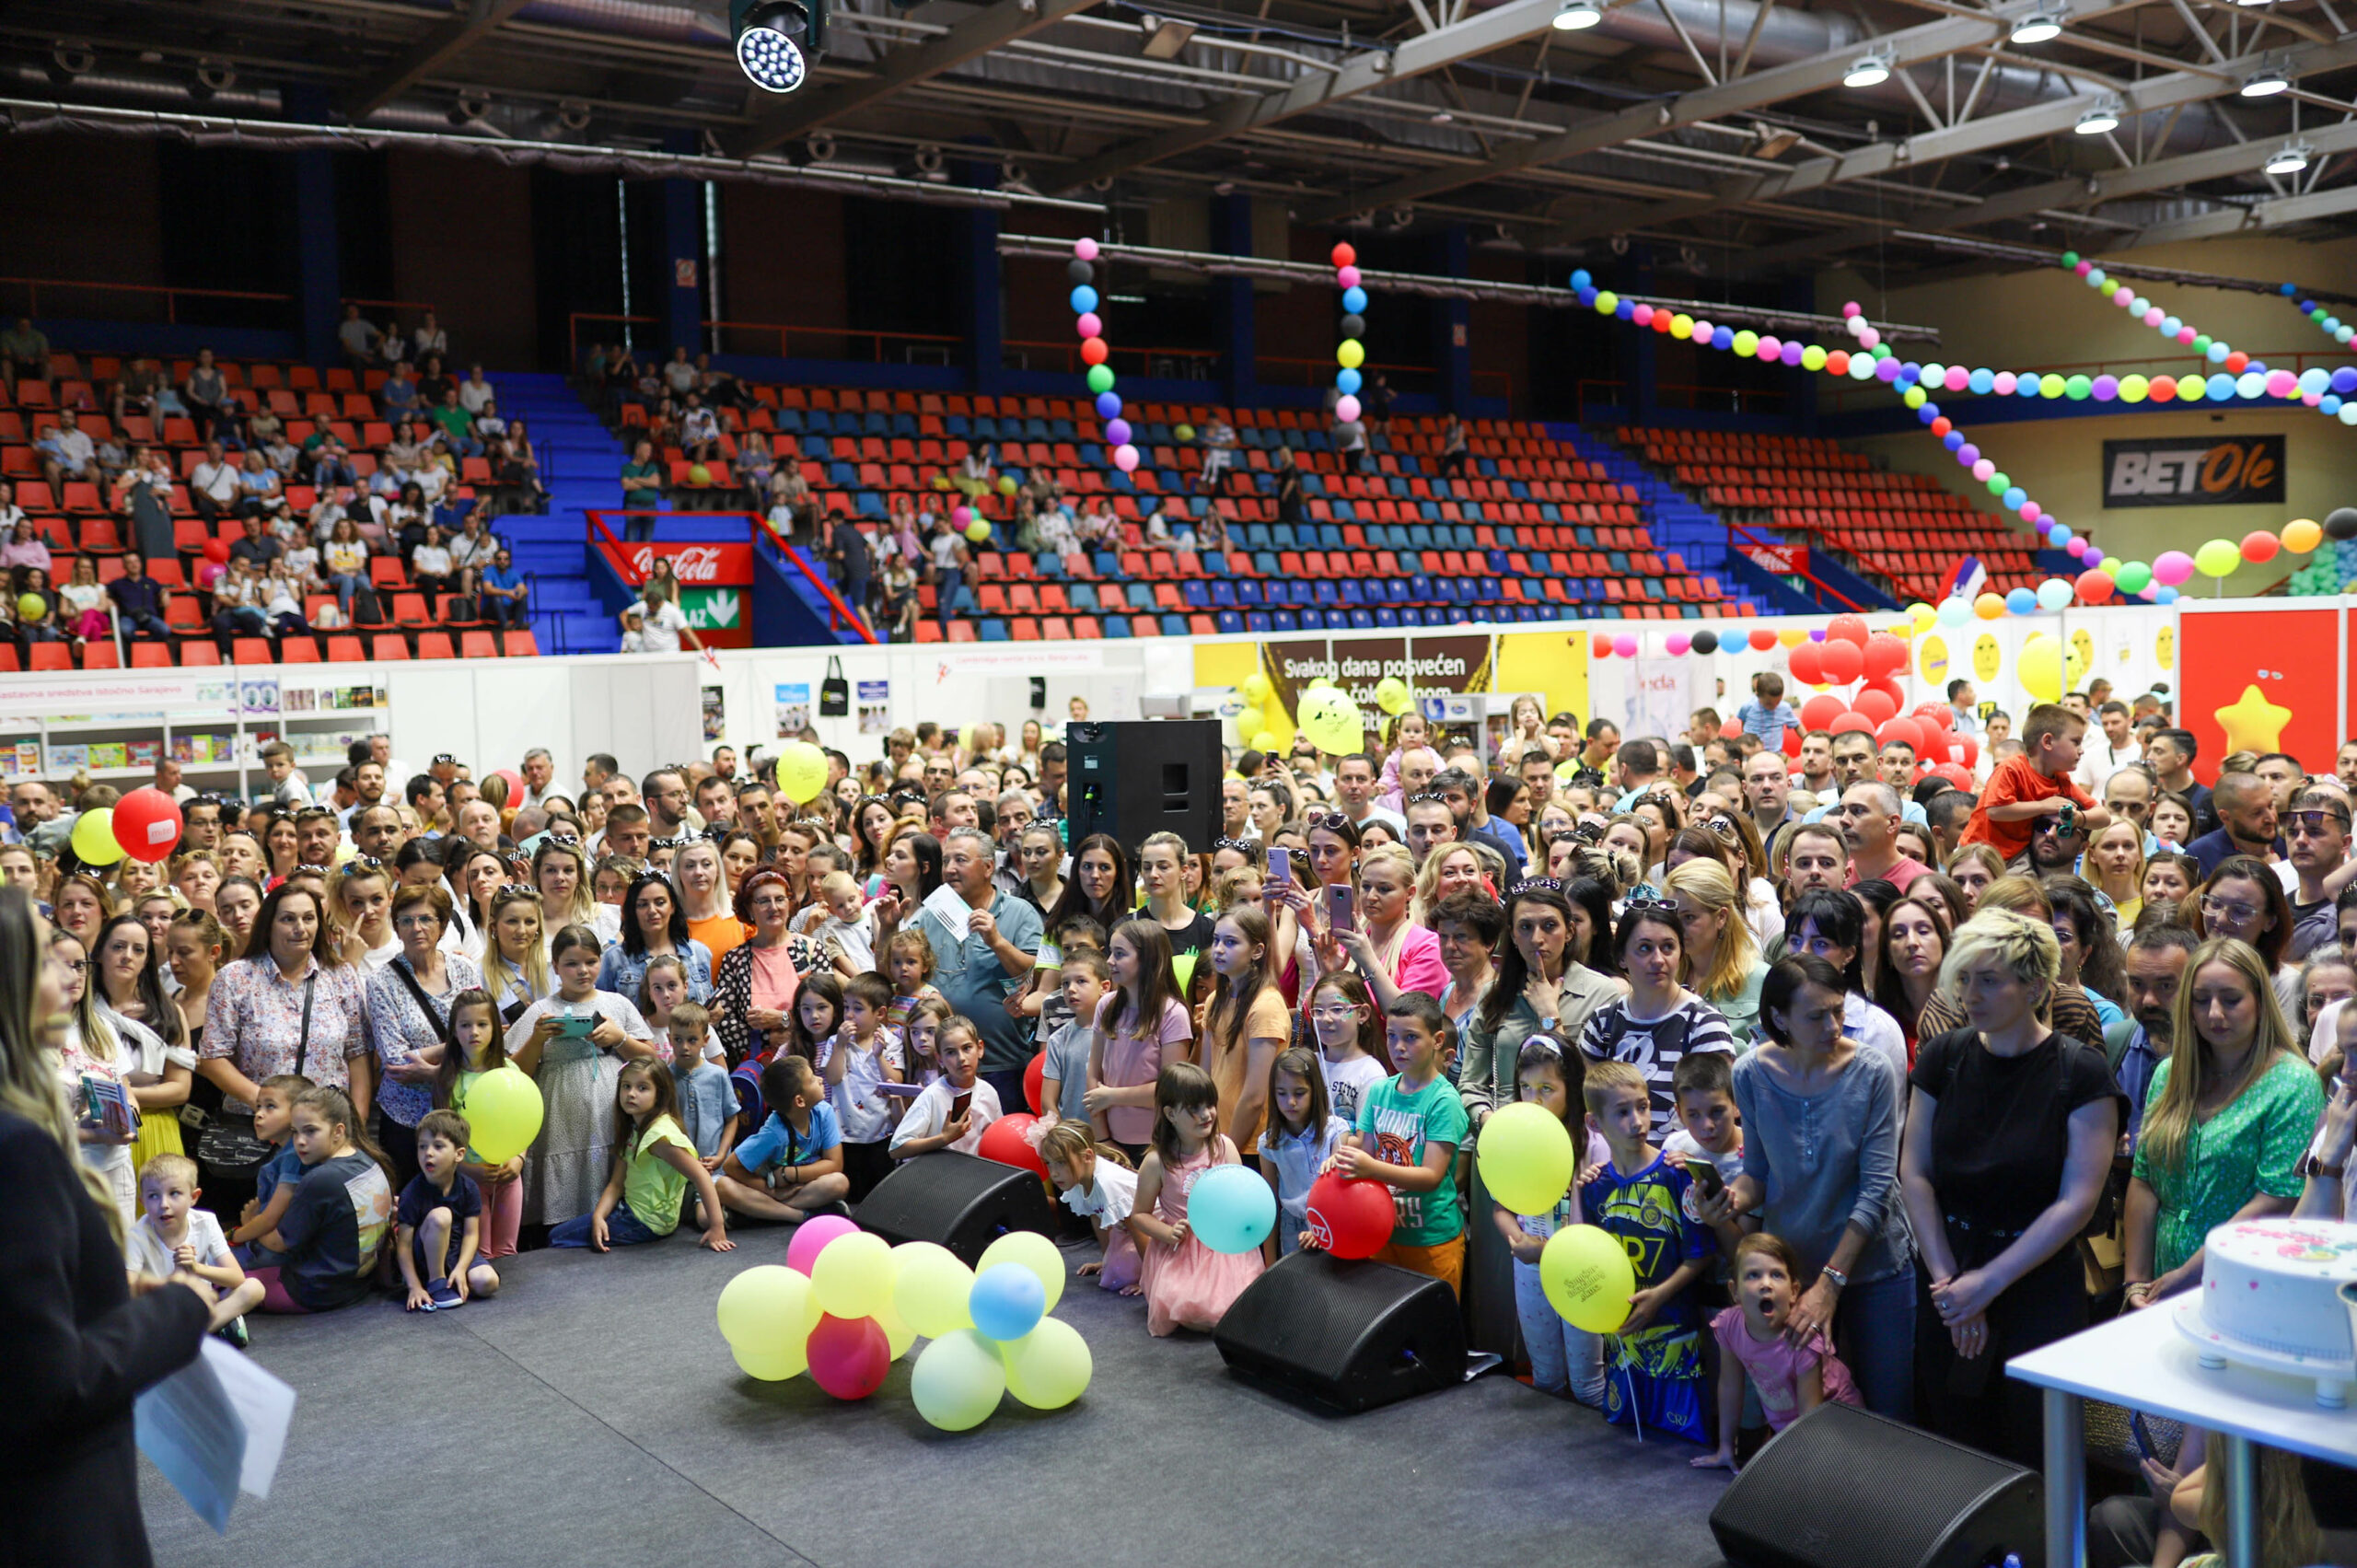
[129,1154,265,1342]
[395,1110,501,1310]
[1039,1119,1141,1295]
[555,1058,734,1252]
[715,1053,850,1224]
[228,1073,312,1260]
[1583,1059,1713,1445]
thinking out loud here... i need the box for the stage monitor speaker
[1211,1251,1466,1414]
[1065,719,1222,855]
[1709,1402,2042,1568]
[853,1151,1058,1267]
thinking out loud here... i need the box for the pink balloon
[1632,304,1655,327]
[1993,371,2017,395]
[2176,327,2198,345]
[1075,311,1102,339]
[1945,366,1970,392]
[2142,308,2165,329]
[1857,327,1880,349]
[2019,501,2041,524]
[1665,633,1690,656]
[1335,394,1362,423]
[1336,265,1362,289]
[784,1214,860,1275]
[1613,634,1638,659]
[2267,369,2297,398]
[1971,459,1995,482]
[1074,237,1099,261]
[1842,301,1862,319]
[2152,550,2196,587]
[1113,444,1140,472]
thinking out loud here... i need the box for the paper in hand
[135,1337,297,1532]
[922,882,972,944]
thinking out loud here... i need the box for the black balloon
[1690,629,1720,655]
[2327,507,2357,541]
[1068,260,1094,285]
[1340,314,1366,339]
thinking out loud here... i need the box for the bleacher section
[1623,427,2040,607]
[0,354,543,669]
[619,387,1755,640]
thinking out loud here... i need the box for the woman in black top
[1900,908,2119,1465]
[0,887,210,1565]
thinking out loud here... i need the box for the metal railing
[585,506,877,645]
[1724,516,1876,612]
[0,277,434,331]
[1576,377,1793,421]
[569,312,962,373]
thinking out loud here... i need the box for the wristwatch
[1819,1266,1850,1289]
[2304,1152,2347,1180]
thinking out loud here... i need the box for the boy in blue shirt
[713,1054,849,1223]
[1736,670,1799,751]
[229,1074,311,1266]
[1581,1059,1713,1445]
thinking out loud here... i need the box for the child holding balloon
[1039,1119,1141,1294]
[1255,1046,1350,1261]
[1492,1036,1609,1405]
[435,989,526,1260]
[1582,1059,1713,1444]
[1327,992,1469,1295]
[1131,1062,1264,1335]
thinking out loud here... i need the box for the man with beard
[2186,770,2282,881]
[2117,924,2197,1152]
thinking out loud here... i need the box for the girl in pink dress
[1131,1062,1265,1335]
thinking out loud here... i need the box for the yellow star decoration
[2214,682,2293,755]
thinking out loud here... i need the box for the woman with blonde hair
[1316,842,1447,1011]
[2123,936,2322,1309]
[1413,841,1491,925]
[1664,857,1769,1044]
[1912,877,2107,1049]
[1942,843,2007,911]
[533,832,617,944]
[2084,819,2146,926]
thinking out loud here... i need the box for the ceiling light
[1553,0,1604,29]
[2074,100,2120,134]
[1751,122,1802,157]
[2009,9,2063,43]
[1140,15,1198,57]
[1843,53,1891,88]
[2266,139,2313,174]
[2242,64,2289,97]
[731,0,820,92]
[1431,110,1454,122]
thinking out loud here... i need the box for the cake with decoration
[2177,1218,2357,1373]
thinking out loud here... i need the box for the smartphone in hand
[1683,1157,1724,1200]
[1327,883,1355,934]
[1266,845,1291,885]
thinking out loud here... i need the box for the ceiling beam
[343,0,534,121]
[724,0,1102,158]
[2126,175,2357,244]
[1546,31,2357,246]
[1295,0,2151,222]
[1047,0,1566,194]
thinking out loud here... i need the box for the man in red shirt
[1962,703,2108,861]
[1834,781,1932,890]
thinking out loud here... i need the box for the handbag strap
[391,958,455,1049]
[294,971,316,1079]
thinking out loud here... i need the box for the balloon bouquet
[714,1223,1097,1431]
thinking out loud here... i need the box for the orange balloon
[2282,518,2323,554]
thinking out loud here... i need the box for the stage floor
[142,1225,1738,1567]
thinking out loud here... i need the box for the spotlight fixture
[2074,99,2120,134]
[46,42,95,87]
[2265,138,2313,174]
[1750,122,1802,157]
[447,91,490,126]
[1843,52,1891,88]
[732,0,822,92]
[1553,0,1604,29]
[1139,14,1198,57]
[2240,62,2289,96]
[2009,8,2064,43]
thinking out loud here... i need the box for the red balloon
[1933,763,1974,790]
[1860,677,1903,708]
[1827,614,1869,647]
[1303,1172,1395,1260]
[1853,687,1898,726]
[1330,241,1357,269]
[1863,633,1908,679]
[111,787,183,864]
[1782,726,1803,759]
[1079,337,1109,366]
[1956,735,1979,769]
[202,539,230,564]
[2241,529,2281,564]
[1913,702,1956,732]
[1748,628,1779,652]
[807,1314,891,1400]
[977,1111,1047,1176]
[1023,1053,1045,1115]
[1817,640,1863,685]
[1875,716,1922,756]
[1720,718,1745,741]
[1829,711,1875,737]
[1788,643,1825,685]
[2076,569,2115,604]
[1799,693,1847,732]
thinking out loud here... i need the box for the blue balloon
[1899,362,1922,384]
[2018,375,2042,398]
[1570,269,1593,291]
[2207,342,2230,364]
[2326,396,2344,417]
[2333,367,2357,395]
[1575,286,1597,308]
[1336,367,1362,395]
[1341,286,1368,315]
[2283,281,2301,296]
[2301,368,2331,396]
[1711,327,1734,351]
[968,1262,1046,1342]
[1095,391,1122,419]
[1614,298,1634,320]
[1968,368,1995,394]
[2003,486,2026,511]
[2156,585,2179,604]
[1917,403,1939,424]
[2005,587,2038,615]
[2049,524,2073,547]
[1186,1164,1277,1255]
[2208,372,2237,401]
[1943,431,1965,451]
[1070,285,1098,314]
[2162,317,2182,337]
[2247,360,2270,377]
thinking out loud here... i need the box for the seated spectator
[447,513,498,576]
[379,360,419,419]
[412,525,458,596]
[620,439,664,540]
[1,514,51,575]
[322,516,372,617]
[479,548,530,631]
[107,552,172,642]
[307,435,358,493]
[210,558,271,649]
[458,365,496,414]
[679,394,722,466]
[38,412,100,494]
[661,345,700,401]
[236,448,286,520]
[0,316,50,388]
[0,479,24,540]
[13,571,64,647]
[695,353,744,409]
[259,560,311,641]
[228,515,281,572]
[380,320,411,370]
[189,441,240,526]
[182,348,235,444]
[1196,416,1237,490]
[471,399,507,448]
[111,355,163,428]
[336,305,383,370]
[428,389,479,458]
[737,431,774,503]
[412,311,448,362]
[414,353,454,410]
[57,555,113,645]
[386,482,432,556]
[879,560,919,643]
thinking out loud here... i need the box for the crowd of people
[11,677,2357,1565]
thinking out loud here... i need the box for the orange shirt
[689,912,750,968]
[1959,756,2094,861]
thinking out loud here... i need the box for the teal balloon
[1070,285,1098,314]
[967,1263,1046,1342]
[1183,1164,1276,1255]
[1937,598,1973,628]
[2004,587,2037,616]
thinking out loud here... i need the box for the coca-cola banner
[1260,634,1492,746]
[594,541,752,587]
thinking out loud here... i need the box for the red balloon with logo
[1817,640,1863,685]
[111,787,183,864]
[1303,1172,1395,1260]
[1826,613,1869,646]
[978,1111,1048,1176]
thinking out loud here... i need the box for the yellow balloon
[1232,705,1263,739]
[717,1264,819,1350]
[1249,730,1279,753]
[978,1229,1066,1314]
[70,807,125,866]
[1337,339,1365,370]
[1476,1102,1575,1216]
[776,740,830,805]
[455,1065,543,1165]
[1778,628,1808,648]
[810,1230,895,1320]
[1240,672,1271,706]
[1297,687,1364,755]
[1000,1316,1094,1410]
[876,1297,917,1360]
[892,1241,975,1340]
[732,1337,809,1382]
[1974,592,2006,621]
[1539,1225,1635,1334]
[911,1328,1006,1432]
[1907,601,1937,625]
[1374,676,1412,715]
[2019,632,2064,705]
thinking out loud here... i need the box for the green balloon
[1986,472,2010,496]
[2114,561,2153,595]
[1085,364,1114,394]
[2064,374,2093,401]
[2193,335,2212,353]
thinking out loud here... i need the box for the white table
[2008,1303,2357,1566]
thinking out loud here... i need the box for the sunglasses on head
[1213,837,1255,854]
[1515,876,1564,893]
[497,883,538,899]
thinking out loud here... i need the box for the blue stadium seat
[1215,610,1245,633]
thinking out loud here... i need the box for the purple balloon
[1095,391,1122,419]
[1809,628,1827,641]
[1956,443,1979,466]
[2091,375,2119,401]
[1781,341,1805,366]
[1104,418,1132,446]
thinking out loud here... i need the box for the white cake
[2188,1218,2357,1366]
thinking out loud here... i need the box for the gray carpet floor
[142,1225,1739,1567]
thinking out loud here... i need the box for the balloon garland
[1067,238,1141,478]
[1332,242,1368,423]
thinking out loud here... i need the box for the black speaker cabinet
[1066,718,1222,857]
[853,1150,1059,1266]
[1709,1402,2043,1568]
[1211,1250,1467,1414]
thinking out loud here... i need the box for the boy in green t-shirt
[1334,991,1469,1295]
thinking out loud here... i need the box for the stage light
[2265,139,2313,174]
[2241,64,2289,97]
[2009,9,2063,43]
[2074,100,2119,134]
[1843,52,1890,88]
[1751,122,1802,157]
[732,0,823,92]
[1553,0,1604,29]
[1139,15,1198,57]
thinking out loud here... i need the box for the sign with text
[2102,436,2284,507]
[1264,634,1492,743]
[595,541,752,587]
[1738,540,1808,575]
